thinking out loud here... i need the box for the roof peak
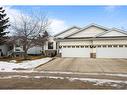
[86,23,110,30]
[54,26,81,37]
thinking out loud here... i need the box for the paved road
[0,71,127,89]
[36,58,127,73]
[0,76,123,89]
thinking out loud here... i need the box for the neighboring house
[55,23,127,58]
[0,36,56,57]
[44,36,56,50]
[42,36,57,56]
[0,44,8,56]
[0,38,25,57]
[27,46,42,55]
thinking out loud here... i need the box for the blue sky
[6,6,127,34]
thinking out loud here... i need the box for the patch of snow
[0,61,21,72]
[0,58,52,72]
[39,71,127,78]
[6,70,127,78]
[67,77,127,88]
[34,76,64,79]
[104,74,127,77]
[9,60,17,63]
[67,77,127,84]
[0,75,30,79]
[18,57,52,69]
[46,76,65,80]
[0,75,65,80]
[0,75,126,88]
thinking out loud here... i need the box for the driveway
[36,58,127,73]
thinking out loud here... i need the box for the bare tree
[11,11,50,59]
[33,30,49,46]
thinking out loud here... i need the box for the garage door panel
[62,48,90,57]
[97,48,127,58]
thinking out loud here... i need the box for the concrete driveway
[36,58,127,73]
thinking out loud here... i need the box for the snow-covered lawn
[0,57,52,72]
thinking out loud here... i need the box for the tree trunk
[24,50,28,60]
[23,43,28,60]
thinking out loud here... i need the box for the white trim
[96,28,127,37]
[54,26,81,37]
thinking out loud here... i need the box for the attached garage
[96,46,127,58]
[55,23,127,58]
[61,46,90,57]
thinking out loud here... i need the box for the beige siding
[69,26,106,38]
[101,30,127,37]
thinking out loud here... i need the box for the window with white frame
[48,42,53,49]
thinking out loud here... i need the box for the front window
[48,42,53,49]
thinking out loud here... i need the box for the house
[55,23,127,58]
[0,44,9,56]
[1,23,127,58]
[0,37,25,57]
[27,36,56,56]
[0,36,56,57]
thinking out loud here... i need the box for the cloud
[49,19,68,35]
[4,6,21,23]
[104,6,117,12]
[3,6,67,36]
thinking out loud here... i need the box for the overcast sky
[4,6,127,35]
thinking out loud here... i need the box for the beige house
[55,23,127,58]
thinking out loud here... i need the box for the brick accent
[90,53,96,58]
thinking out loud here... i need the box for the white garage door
[62,47,90,57]
[96,47,127,58]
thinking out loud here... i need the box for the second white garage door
[96,47,127,58]
[61,48,90,57]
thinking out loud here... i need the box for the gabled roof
[96,28,127,37]
[54,23,127,39]
[54,26,81,37]
[65,23,109,38]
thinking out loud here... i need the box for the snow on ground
[0,58,52,72]
[67,77,127,88]
[0,75,126,88]
[39,71,127,77]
